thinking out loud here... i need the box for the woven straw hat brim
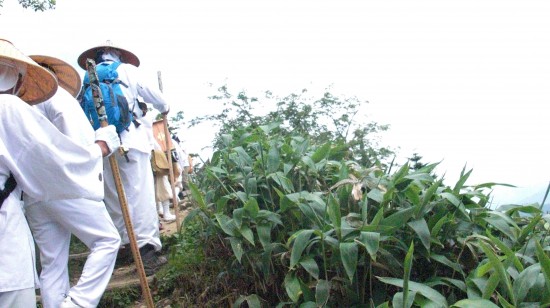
[0,39,57,105]
[77,41,140,69]
[30,55,82,98]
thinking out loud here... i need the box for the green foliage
[189,85,393,169]
[173,119,550,307]
[0,0,55,11]
[162,86,550,307]
[98,287,140,307]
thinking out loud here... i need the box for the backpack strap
[0,173,17,209]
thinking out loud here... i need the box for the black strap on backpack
[0,173,17,209]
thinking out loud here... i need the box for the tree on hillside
[408,152,427,171]
[0,0,55,11]
[189,85,394,168]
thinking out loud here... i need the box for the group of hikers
[0,38,180,307]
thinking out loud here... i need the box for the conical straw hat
[77,39,140,69]
[30,55,82,98]
[0,39,57,105]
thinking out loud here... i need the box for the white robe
[113,62,169,154]
[99,61,169,251]
[24,88,121,308]
[0,94,104,295]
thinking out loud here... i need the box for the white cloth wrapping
[24,88,121,308]
[94,124,121,156]
[155,174,173,202]
[0,94,105,299]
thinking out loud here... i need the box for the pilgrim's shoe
[140,244,168,276]
[115,244,133,267]
[162,202,176,222]
[157,201,164,217]
[163,212,176,222]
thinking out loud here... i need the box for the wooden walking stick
[157,71,181,230]
[86,59,154,308]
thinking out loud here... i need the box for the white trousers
[0,287,36,307]
[25,198,121,308]
[103,148,162,251]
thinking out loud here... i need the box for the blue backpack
[80,61,134,134]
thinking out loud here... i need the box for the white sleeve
[0,95,104,202]
[122,64,169,114]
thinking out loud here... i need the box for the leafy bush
[178,120,550,307]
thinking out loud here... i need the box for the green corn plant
[174,117,550,307]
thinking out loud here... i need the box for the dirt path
[105,202,190,289]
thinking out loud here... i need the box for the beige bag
[151,149,182,180]
[151,150,169,175]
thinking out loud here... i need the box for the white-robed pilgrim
[0,38,120,307]
[24,54,121,308]
[79,41,169,256]
[0,95,105,297]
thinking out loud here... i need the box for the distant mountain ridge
[491,181,550,213]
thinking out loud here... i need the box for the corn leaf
[392,291,415,308]
[301,156,317,171]
[234,294,261,308]
[496,293,515,308]
[403,242,414,308]
[284,271,302,303]
[516,214,541,244]
[377,277,448,307]
[189,181,207,209]
[407,219,431,251]
[215,213,236,236]
[381,207,416,230]
[233,146,253,165]
[371,206,385,226]
[367,188,384,203]
[451,299,499,308]
[244,198,259,219]
[311,142,331,163]
[425,277,466,292]
[420,179,443,208]
[535,240,550,303]
[327,194,342,238]
[229,237,244,263]
[256,222,271,248]
[486,232,523,272]
[430,254,464,277]
[299,256,319,280]
[289,229,314,268]
[245,176,258,196]
[483,216,516,241]
[441,192,461,207]
[315,279,330,307]
[233,208,244,229]
[482,271,500,300]
[266,145,280,174]
[479,242,516,305]
[268,171,294,193]
[358,231,380,261]
[257,210,283,225]
[452,167,472,193]
[340,242,359,282]
[512,263,540,303]
[238,225,255,245]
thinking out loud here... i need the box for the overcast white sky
[2,0,549,204]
